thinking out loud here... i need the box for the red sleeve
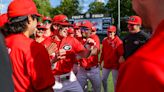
[30,43,55,90]
[72,37,85,53]
[40,37,52,48]
[92,35,100,50]
[116,58,164,92]
[100,40,105,65]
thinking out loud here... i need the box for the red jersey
[116,20,164,92]
[41,36,60,60]
[41,36,60,48]
[100,36,124,69]
[80,34,100,68]
[76,37,86,45]
[53,36,85,75]
[5,33,55,92]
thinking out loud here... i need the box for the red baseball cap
[73,22,81,29]
[37,22,47,29]
[67,28,74,34]
[37,22,43,27]
[0,13,8,27]
[80,20,93,29]
[7,0,41,18]
[52,14,70,26]
[107,25,116,32]
[42,16,52,21]
[37,25,47,29]
[37,22,42,26]
[127,16,142,25]
[91,26,97,32]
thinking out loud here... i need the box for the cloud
[0,0,12,14]
[0,3,8,14]
[0,3,5,8]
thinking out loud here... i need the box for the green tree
[51,0,82,18]
[88,2,106,14]
[105,0,136,31]
[33,0,52,17]
[50,7,62,18]
[105,0,135,18]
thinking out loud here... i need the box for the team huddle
[0,0,164,92]
[0,0,123,92]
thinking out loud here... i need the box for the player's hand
[119,56,125,63]
[57,49,66,60]
[58,49,66,56]
[46,43,58,55]
[51,49,66,63]
[86,38,96,46]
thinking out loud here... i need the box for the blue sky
[0,0,11,14]
[0,0,108,14]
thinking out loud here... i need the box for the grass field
[87,71,114,92]
[87,44,114,92]
[82,43,114,92]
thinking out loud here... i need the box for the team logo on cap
[134,40,139,45]
[63,45,72,51]
[75,22,80,26]
[7,47,11,54]
[63,17,68,22]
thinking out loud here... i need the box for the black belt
[85,65,98,71]
[85,68,91,71]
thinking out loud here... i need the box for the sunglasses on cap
[107,31,116,34]
[108,31,114,33]
[80,27,89,32]
[37,28,46,31]
[43,20,51,24]
[62,17,69,22]
[128,17,136,21]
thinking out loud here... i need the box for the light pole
[118,0,121,33]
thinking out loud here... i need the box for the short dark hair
[5,15,38,35]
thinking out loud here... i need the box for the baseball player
[42,16,53,37]
[74,22,90,91]
[74,22,86,44]
[5,0,55,91]
[35,22,48,43]
[123,16,150,60]
[41,14,95,92]
[100,25,124,92]
[116,0,164,92]
[40,15,65,61]
[0,13,9,36]
[68,26,79,75]
[67,28,75,37]
[0,13,14,92]
[76,20,101,92]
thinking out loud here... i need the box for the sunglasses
[107,31,115,34]
[108,31,113,33]
[128,24,136,27]
[43,20,51,24]
[37,28,46,31]
[80,27,89,32]
[128,17,136,21]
